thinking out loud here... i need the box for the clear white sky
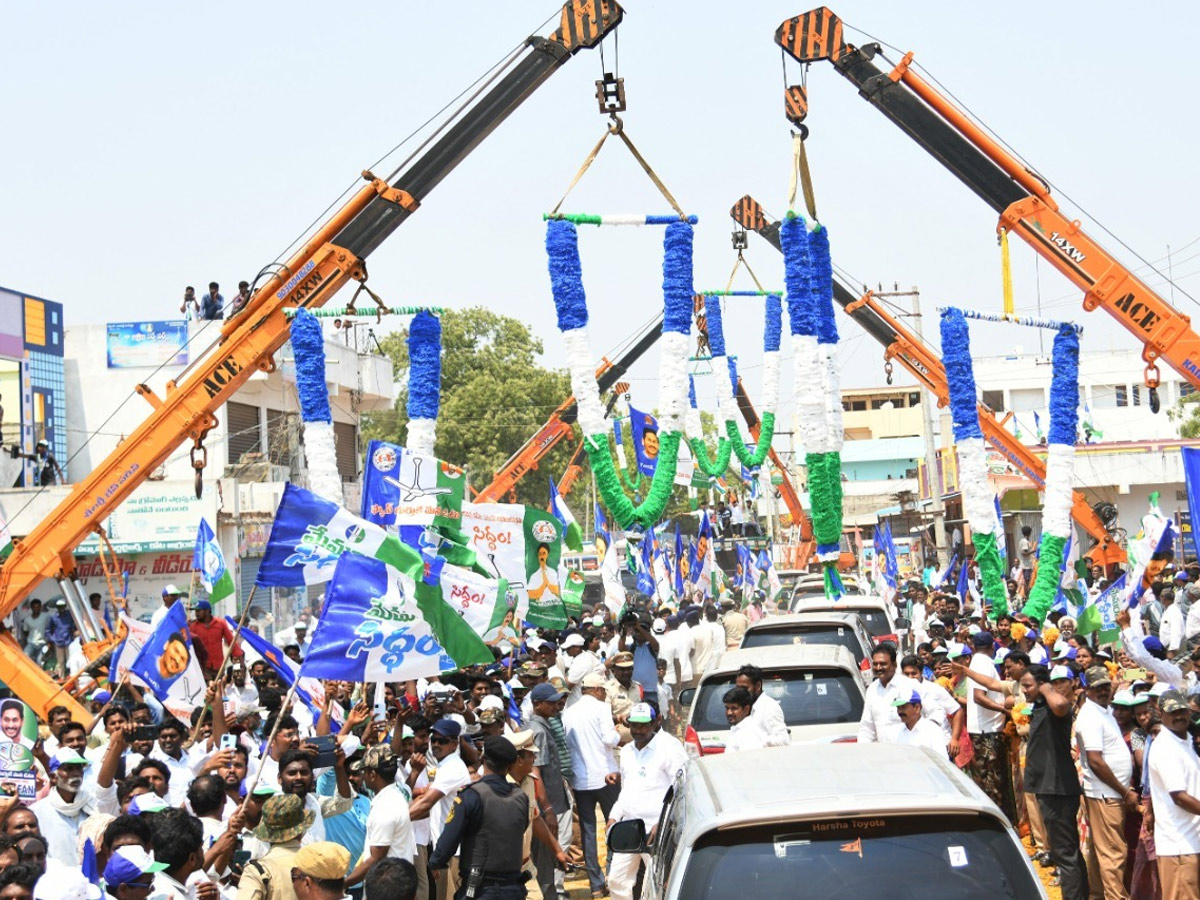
[3,1,1199,435]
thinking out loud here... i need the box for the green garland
[1020,532,1067,625]
[972,530,1008,617]
[618,464,643,492]
[726,410,776,469]
[805,451,844,548]
[689,434,734,477]
[588,431,683,529]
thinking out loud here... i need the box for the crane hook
[191,442,208,499]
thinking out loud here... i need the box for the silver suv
[609,743,1046,899]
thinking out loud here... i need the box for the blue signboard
[107,321,188,368]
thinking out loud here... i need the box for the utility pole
[873,285,948,567]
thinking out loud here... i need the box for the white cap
[478,694,504,711]
[651,619,667,634]
[1150,682,1173,697]
[561,633,585,650]
[1049,665,1073,681]
[33,866,101,900]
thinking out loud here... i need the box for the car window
[741,625,866,664]
[679,814,1041,899]
[851,610,892,637]
[692,671,863,732]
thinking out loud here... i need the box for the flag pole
[187,587,256,746]
[237,678,301,813]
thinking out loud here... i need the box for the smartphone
[131,725,159,743]
[220,734,237,753]
[308,734,338,769]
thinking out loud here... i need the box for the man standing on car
[605,704,686,900]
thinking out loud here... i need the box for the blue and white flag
[595,504,626,616]
[1184,447,1200,562]
[628,405,661,478]
[127,602,206,719]
[673,524,686,598]
[194,518,235,604]
[549,477,583,551]
[1126,517,1175,609]
[301,554,457,682]
[228,618,341,728]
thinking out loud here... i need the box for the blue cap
[1142,636,1167,660]
[891,689,922,708]
[529,683,565,703]
[92,690,112,705]
[191,599,212,612]
[430,719,462,740]
[103,845,167,886]
[128,793,169,815]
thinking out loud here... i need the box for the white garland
[819,343,844,453]
[761,350,781,411]
[957,437,996,535]
[685,405,703,441]
[1042,442,1076,537]
[657,331,689,435]
[405,418,437,457]
[561,327,608,439]
[303,420,343,504]
[714,350,736,423]
[792,334,825,454]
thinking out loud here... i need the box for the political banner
[563,570,586,621]
[628,405,660,478]
[1185,447,1200,563]
[360,440,466,549]
[302,555,462,682]
[594,504,626,617]
[463,502,567,628]
[127,602,206,719]
[0,699,37,804]
[111,614,154,688]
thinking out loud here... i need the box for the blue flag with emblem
[673,524,685,598]
[1184,447,1200,562]
[127,602,206,717]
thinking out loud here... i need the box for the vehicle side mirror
[608,818,649,854]
[678,688,696,708]
[895,616,911,630]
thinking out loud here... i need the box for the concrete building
[0,319,394,627]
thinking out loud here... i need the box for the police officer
[429,736,529,899]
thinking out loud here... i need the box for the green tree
[1169,391,1200,438]
[363,307,575,508]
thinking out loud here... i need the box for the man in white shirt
[1147,690,1200,899]
[562,633,604,707]
[858,644,921,744]
[888,690,946,754]
[563,673,621,897]
[900,654,962,753]
[735,663,791,746]
[965,632,1017,825]
[31,748,96,865]
[150,584,187,630]
[346,745,414,887]
[408,719,471,900]
[722,687,770,753]
[151,718,206,807]
[686,607,716,679]
[605,704,687,900]
[1161,588,1185,655]
[659,616,694,692]
[1074,666,1137,900]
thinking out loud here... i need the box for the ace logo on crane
[203,356,243,399]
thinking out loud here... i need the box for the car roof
[745,611,867,630]
[700,643,859,677]
[792,596,889,612]
[686,743,1001,827]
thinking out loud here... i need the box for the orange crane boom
[776,7,1200,405]
[0,0,623,719]
[732,195,1125,568]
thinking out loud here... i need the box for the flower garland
[783,214,844,589]
[546,218,692,529]
[1021,324,1080,625]
[404,310,441,456]
[687,303,734,478]
[290,309,342,502]
[939,308,1008,616]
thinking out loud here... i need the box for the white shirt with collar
[914,678,959,745]
[965,653,1005,735]
[1075,698,1132,800]
[725,715,770,753]
[608,731,687,827]
[857,672,921,744]
[151,745,199,806]
[565,651,604,707]
[750,690,791,747]
[562,693,619,790]
[893,717,947,754]
[1148,726,1200,856]
[1160,603,1185,653]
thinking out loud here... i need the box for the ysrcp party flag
[595,504,626,617]
[757,549,784,603]
[360,439,466,544]
[111,614,154,688]
[257,483,426,588]
[563,570,586,621]
[463,502,567,628]
[194,518,235,605]
[127,602,206,719]
[229,618,341,728]
[673,524,686,598]
[628,405,661,478]
[302,554,484,682]
[439,564,508,641]
[549,477,583,552]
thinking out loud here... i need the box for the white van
[790,594,907,645]
[609,743,1047,899]
[682,645,865,754]
[739,611,876,685]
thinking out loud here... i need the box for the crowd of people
[179,283,252,322]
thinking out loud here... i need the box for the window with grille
[225,402,262,464]
[334,421,358,482]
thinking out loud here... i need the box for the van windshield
[678,815,1040,899]
[692,670,863,732]
[792,605,891,637]
[741,625,867,663]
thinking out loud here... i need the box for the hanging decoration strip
[544,213,699,226]
[404,310,441,456]
[290,309,342,503]
[939,308,1007,615]
[1021,323,1080,625]
[721,294,781,468]
[783,214,844,589]
[546,218,693,529]
[688,300,734,477]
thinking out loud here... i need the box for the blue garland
[939,308,984,443]
[291,309,331,424]
[662,221,694,334]
[546,220,588,332]
[810,226,838,345]
[764,294,782,352]
[407,310,442,421]
[727,356,739,396]
[688,374,697,408]
[781,215,814,336]
[1048,324,1080,446]
[705,296,726,357]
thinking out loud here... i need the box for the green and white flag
[548,477,583,551]
[463,501,567,628]
[563,570,586,621]
[194,518,235,605]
